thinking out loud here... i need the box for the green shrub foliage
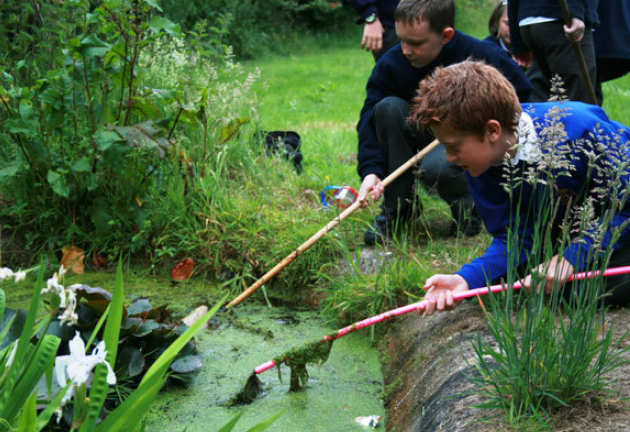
[159,0,353,59]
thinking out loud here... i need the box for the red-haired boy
[407,60,630,314]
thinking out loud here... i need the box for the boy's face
[498,9,510,45]
[432,121,506,177]
[395,19,454,68]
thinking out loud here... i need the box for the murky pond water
[145,304,385,431]
[5,271,385,430]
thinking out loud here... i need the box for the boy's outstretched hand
[421,274,469,315]
[358,173,384,208]
[522,255,574,294]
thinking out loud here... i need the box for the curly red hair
[408,60,521,137]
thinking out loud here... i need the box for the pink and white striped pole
[253,265,630,375]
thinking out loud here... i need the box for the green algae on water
[274,336,335,391]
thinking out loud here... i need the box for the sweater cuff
[563,241,590,271]
[455,267,486,290]
[359,164,385,181]
[357,6,378,23]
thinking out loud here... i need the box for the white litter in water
[354,415,382,428]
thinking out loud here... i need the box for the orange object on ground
[61,245,85,274]
[171,258,195,282]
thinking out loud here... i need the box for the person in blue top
[356,0,532,246]
[406,60,630,315]
[345,0,401,61]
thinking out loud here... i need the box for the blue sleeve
[456,232,531,289]
[562,134,630,269]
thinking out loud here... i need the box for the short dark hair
[394,0,455,34]
[488,1,506,38]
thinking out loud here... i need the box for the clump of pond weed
[274,337,335,391]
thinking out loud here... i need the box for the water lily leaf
[72,284,112,302]
[132,320,161,337]
[127,298,153,316]
[170,354,202,374]
[72,284,112,314]
[118,346,145,378]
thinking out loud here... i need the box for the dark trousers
[520,21,600,105]
[372,96,472,217]
[600,244,630,306]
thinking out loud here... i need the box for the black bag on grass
[261,130,303,174]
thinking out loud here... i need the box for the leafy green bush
[159,0,353,59]
[0,0,181,262]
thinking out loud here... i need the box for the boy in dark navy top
[508,0,600,104]
[407,60,630,315]
[356,0,532,245]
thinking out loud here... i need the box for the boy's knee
[374,96,408,124]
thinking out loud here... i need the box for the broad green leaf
[217,411,243,432]
[0,271,43,420]
[0,165,20,183]
[79,35,111,58]
[0,289,4,324]
[244,411,284,432]
[94,130,122,152]
[142,0,163,12]
[0,418,12,431]
[148,16,180,36]
[71,157,91,173]
[93,373,166,432]
[139,295,226,388]
[46,171,70,198]
[36,384,71,432]
[16,391,37,432]
[2,335,60,423]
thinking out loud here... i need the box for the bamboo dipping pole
[226,139,441,308]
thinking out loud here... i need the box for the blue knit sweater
[457,102,630,289]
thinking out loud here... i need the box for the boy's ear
[485,119,502,142]
[441,27,455,44]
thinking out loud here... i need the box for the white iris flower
[54,332,117,404]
